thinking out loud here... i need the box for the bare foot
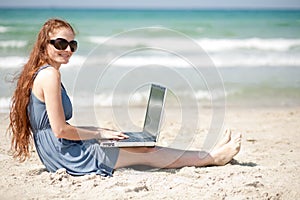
[214,129,232,149]
[210,132,242,166]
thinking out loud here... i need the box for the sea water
[1,9,300,113]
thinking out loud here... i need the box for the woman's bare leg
[114,131,241,169]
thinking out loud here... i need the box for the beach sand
[0,105,299,200]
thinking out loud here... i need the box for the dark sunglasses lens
[54,38,69,50]
[69,41,78,52]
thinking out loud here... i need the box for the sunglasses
[49,38,78,52]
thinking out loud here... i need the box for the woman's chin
[61,60,70,65]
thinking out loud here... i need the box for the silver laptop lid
[142,84,167,136]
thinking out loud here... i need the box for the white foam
[88,36,145,47]
[93,92,148,107]
[194,90,212,100]
[94,94,114,107]
[113,56,190,68]
[1,51,300,70]
[0,26,9,33]
[61,55,87,68]
[1,37,300,69]
[0,40,27,48]
[69,89,219,108]
[0,56,27,68]
[0,97,11,109]
[0,55,86,69]
[197,38,300,52]
[85,36,300,67]
[105,53,300,68]
[88,36,300,52]
[212,52,300,67]
[88,36,110,45]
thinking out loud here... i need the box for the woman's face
[47,28,75,68]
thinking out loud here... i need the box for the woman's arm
[34,67,128,141]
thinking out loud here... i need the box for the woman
[8,18,241,177]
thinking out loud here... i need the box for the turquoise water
[1,9,300,55]
[1,9,300,111]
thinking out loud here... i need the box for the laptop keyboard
[118,132,155,143]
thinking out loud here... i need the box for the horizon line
[0,6,300,11]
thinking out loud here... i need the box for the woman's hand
[97,128,129,140]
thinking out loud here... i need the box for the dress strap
[33,64,51,79]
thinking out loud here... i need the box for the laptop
[100,84,167,147]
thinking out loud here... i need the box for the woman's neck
[44,61,61,70]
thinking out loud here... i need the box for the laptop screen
[143,84,166,136]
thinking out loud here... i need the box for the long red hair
[7,18,75,162]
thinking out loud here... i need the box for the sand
[0,105,299,200]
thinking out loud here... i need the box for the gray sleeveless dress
[27,65,119,176]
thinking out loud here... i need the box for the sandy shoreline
[0,105,300,199]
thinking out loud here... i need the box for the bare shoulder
[32,67,61,101]
[35,67,61,85]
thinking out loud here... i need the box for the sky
[0,0,300,9]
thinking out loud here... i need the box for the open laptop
[100,84,167,147]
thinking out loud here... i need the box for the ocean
[1,9,300,114]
